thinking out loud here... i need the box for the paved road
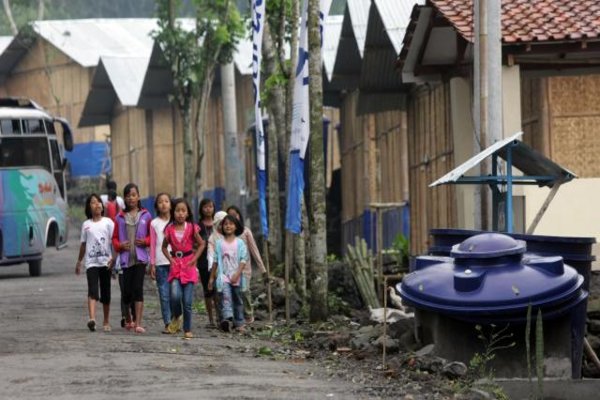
[0,232,361,400]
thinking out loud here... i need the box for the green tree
[307,0,327,321]
[153,0,243,200]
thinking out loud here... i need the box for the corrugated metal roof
[430,132,577,188]
[103,56,149,106]
[32,19,158,67]
[323,15,344,81]
[374,0,424,54]
[0,36,12,55]
[347,0,370,57]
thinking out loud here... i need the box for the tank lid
[451,233,526,259]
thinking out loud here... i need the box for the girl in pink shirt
[162,198,204,338]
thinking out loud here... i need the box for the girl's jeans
[220,282,244,327]
[170,279,194,332]
[155,264,171,326]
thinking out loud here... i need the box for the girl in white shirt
[75,193,115,332]
[149,193,174,334]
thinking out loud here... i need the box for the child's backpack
[105,199,119,222]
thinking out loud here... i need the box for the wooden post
[376,207,383,299]
[382,276,388,370]
[526,181,562,234]
[263,240,273,323]
[285,231,292,324]
[369,202,406,300]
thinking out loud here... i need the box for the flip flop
[87,320,96,332]
[103,324,111,332]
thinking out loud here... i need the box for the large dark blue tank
[398,233,589,378]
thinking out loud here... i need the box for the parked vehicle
[0,98,73,276]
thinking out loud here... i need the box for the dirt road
[0,232,362,400]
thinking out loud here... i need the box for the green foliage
[325,253,339,263]
[153,0,244,110]
[328,291,350,316]
[391,234,409,270]
[469,324,516,379]
[193,300,206,314]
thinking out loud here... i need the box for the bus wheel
[28,259,42,277]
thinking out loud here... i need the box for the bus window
[0,137,51,170]
[50,139,66,198]
[0,119,22,134]
[24,119,45,134]
[44,119,56,134]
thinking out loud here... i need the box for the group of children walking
[76,182,266,338]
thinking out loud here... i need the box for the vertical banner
[285,0,331,234]
[252,0,268,238]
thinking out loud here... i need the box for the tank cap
[451,233,526,259]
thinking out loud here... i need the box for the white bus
[0,98,73,276]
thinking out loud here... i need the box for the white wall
[522,178,600,269]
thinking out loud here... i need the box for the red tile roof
[431,0,600,43]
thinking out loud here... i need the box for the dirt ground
[0,230,367,400]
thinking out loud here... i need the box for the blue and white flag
[285,0,331,234]
[252,0,268,238]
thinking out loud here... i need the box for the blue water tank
[400,233,587,323]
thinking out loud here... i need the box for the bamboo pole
[263,240,273,323]
[382,276,388,370]
[285,231,292,324]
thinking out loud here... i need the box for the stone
[588,319,600,335]
[373,334,399,353]
[443,361,468,378]
[414,344,435,357]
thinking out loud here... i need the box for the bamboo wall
[109,80,239,201]
[407,83,456,256]
[340,90,409,250]
[521,74,600,178]
[3,38,106,143]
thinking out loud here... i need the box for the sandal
[125,322,135,331]
[134,326,146,334]
[103,324,112,332]
[87,319,96,332]
[183,331,193,339]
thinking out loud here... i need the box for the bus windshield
[0,137,51,170]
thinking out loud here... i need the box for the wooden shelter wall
[110,107,150,198]
[547,75,600,178]
[407,82,456,256]
[202,92,226,192]
[5,39,98,143]
[340,91,409,222]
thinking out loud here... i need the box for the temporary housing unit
[399,0,600,260]
[0,19,156,179]
[325,0,420,254]
[79,29,256,208]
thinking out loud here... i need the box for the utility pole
[221,62,242,208]
[474,0,502,230]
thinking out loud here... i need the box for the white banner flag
[252,0,268,237]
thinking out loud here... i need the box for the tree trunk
[262,22,284,263]
[221,61,242,208]
[307,0,327,322]
[3,0,18,35]
[37,0,45,20]
[182,107,194,201]
[195,68,215,202]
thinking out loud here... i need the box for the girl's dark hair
[226,205,244,225]
[108,189,117,201]
[123,183,142,212]
[84,193,104,219]
[171,197,194,223]
[198,198,216,220]
[154,192,171,214]
[221,214,243,236]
